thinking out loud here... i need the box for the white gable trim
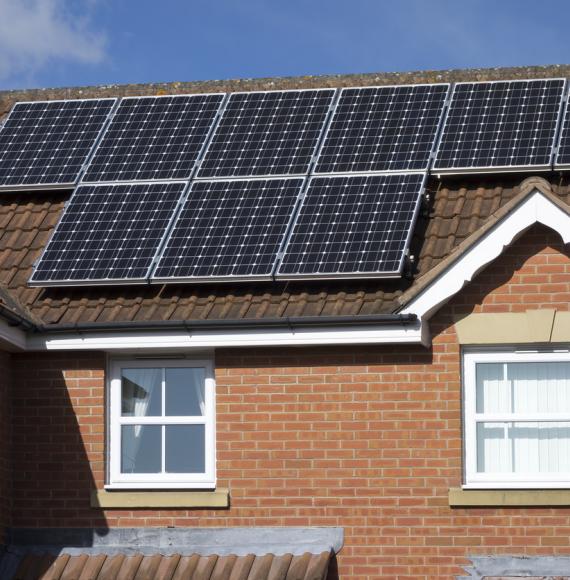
[401,190,570,321]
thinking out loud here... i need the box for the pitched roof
[1,65,570,329]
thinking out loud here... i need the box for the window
[108,359,215,489]
[464,350,570,489]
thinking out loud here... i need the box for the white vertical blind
[475,361,570,475]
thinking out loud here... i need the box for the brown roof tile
[11,551,331,580]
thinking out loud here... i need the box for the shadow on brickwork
[5,350,109,563]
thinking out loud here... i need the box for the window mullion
[161,368,166,474]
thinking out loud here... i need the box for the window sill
[449,487,570,507]
[91,488,229,509]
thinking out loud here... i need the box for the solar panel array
[0,99,115,189]
[20,77,570,287]
[277,174,425,278]
[433,79,565,173]
[82,94,225,183]
[315,84,448,174]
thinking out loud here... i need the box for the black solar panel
[554,92,570,168]
[82,94,224,183]
[277,173,424,279]
[153,178,304,281]
[0,99,115,189]
[30,182,186,285]
[196,90,335,179]
[433,79,564,173]
[315,84,448,174]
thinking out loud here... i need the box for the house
[0,64,569,579]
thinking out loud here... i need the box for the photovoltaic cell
[82,94,224,183]
[153,178,304,281]
[196,90,335,179]
[277,173,425,278]
[315,84,449,174]
[433,79,564,172]
[30,182,187,285]
[0,99,115,189]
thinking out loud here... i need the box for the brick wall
[0,350,11,543]
[9,225,570,579]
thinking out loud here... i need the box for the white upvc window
[108,358,215,489]
[464,350,570,489]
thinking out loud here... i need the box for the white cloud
[0,0,106,82]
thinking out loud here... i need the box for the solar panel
[0,98,116,190]
[81,94,225,183]
[276,173,425,279]
[433,79,565,173]
[315,84,449,174]
[30,182,187,285]
[196,89,335,179]
[553,90,570,168]
[153,178,304,282]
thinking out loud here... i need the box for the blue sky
[0,0,569,90]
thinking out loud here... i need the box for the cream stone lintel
[91,488,230,509]
[449,487,570,507]
[454,309,565,344]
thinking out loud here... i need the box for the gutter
[0,304,38,332]
[38,313,417,334]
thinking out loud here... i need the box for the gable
[400,185,570,322]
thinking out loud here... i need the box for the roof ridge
[2,63,570,106]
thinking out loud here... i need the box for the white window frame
[107,358,216,489]
[463,349,570,489]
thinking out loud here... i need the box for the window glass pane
[121,368,162,416]
[165,425,205,473]
[121,425,161,473]
[476,361,570,414]
[476,363,507,413]
[477,421,570,474]
[509,362,570,414]
[165,368,205,416]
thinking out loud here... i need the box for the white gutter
[26,320,426,351]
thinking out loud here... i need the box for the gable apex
[399,180,570,321]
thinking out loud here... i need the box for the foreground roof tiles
[11,551,331,580]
